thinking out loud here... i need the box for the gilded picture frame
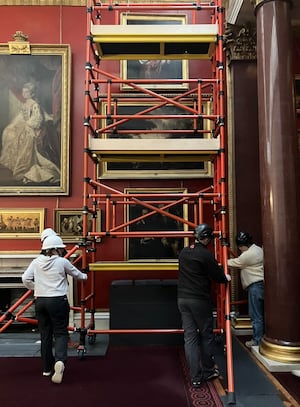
[295,75,300,115]
[0,42,71,195]
[54,209,101,243]
[0,208,45,239]
[120,14,189,91]
[98,100,213,179]
[125,188,188,261]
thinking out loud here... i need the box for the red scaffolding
[0,1,235,403]
[80,1,235,403]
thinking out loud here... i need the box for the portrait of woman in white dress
[0,50,69,194]
[0,81,60,185]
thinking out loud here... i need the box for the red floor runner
[0,346,222,407]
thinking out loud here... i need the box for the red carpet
[0,346,222,407]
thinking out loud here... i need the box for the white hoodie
[22,254,87,297]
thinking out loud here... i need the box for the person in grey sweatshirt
[22,234,87,384]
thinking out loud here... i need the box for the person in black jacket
[177,224,231,388]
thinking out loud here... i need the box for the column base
[259,337,300,363]
[252,346,300,372]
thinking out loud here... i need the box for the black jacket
[178,242,228,300]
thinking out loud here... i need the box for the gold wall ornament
[224,23,257,62]
[8,31,31,54]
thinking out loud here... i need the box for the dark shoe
[192,377,202,388]
[204,368,220,381]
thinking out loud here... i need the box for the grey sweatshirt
[227,244,264,289]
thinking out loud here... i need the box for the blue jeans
[35,296,70,372]
[177,298,215,380]
[248,281,264,344]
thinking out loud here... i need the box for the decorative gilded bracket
[8,31,31,55]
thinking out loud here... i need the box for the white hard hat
[41,228,57,242]
[42,235,66,250]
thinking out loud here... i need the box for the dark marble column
[255,0,300,362]
[225,24,261,317]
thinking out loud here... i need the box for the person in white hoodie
[22,234,87,384]
[227,231,264,348]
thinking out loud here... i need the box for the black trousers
[35,295,70,372]
[177,297,215,380]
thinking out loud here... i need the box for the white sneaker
[51,361,65,384]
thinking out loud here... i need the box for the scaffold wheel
[77,345,86,359]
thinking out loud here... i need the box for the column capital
[224,23,256,62]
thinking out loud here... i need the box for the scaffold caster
[88,334,96,345]
[77,345,86,359]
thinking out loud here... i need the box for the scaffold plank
[88,138,220,156]
[91,23,218,60]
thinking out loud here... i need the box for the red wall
[0,6,86,251]
[0,6,213,308]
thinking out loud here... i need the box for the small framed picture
[54,209,101,243]
[0,208,45,239]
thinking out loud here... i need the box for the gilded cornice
[224,22,257,62]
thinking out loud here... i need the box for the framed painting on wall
[54,209,101,243]
[0,208,45,239]
[125,188,188,261]
[295,75,300,115]
[120,14,189,91]
[98,101,213,179]
[0,40,71,195]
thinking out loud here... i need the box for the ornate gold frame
[98,100,213,179]
[0,39,71,195]
[120,13,189,91]
[295,75,300,115]
[54,209,101,243]
[0,208,45,239]
[124,187,188,261]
